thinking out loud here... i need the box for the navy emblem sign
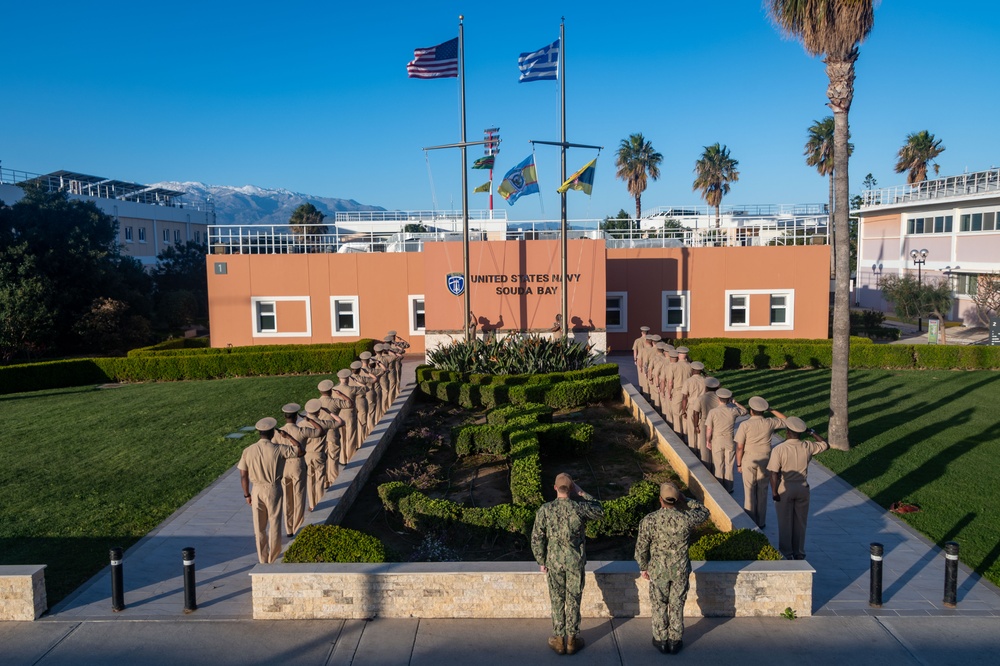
[446,272,465,296]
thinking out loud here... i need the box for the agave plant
[427,334,596,374]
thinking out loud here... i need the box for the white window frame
[330,295,360,336]
[250,296,311,337]
[138,227,146,243]
[163,228,170,244]
[408,295,426,336]
[770,294,789,325]
[124,226,133,242]
[661,290,690,333]
[606,291,628,333]
[724,289,795,331]
[174,229,182,244]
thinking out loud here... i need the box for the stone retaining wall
[0,565,47,621]
[251,560,813,619]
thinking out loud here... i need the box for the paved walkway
[618,356,1000,616]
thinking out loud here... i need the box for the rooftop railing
[334,209,507,222]
[208,217,828,255]
[642,203,826,218]
[861,168,1000,208]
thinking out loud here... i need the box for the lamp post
[910,248,928,332]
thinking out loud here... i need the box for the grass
[715,368,1000,587]
[0,375,328,605]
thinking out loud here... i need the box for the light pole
[910,248,928,332]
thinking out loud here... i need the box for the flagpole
[459,16,471,342]
[559,18,568,338]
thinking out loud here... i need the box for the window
[606,292,627,332]
[194,230,201,243]
[728,295,748,326]
[960,212,996,232]
[957,274,981,296]
[908,215,953,234]
[408,295,426,335]
[661,291,689,332]
[124,226,133,242]
[330,296,360,335]
[163,229,170,243]
[256,301,276,333]
[174,229,181,244]
[770,295,788,324]
[985,212,996,231]
[138,227,146,242]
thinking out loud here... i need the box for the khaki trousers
[281,457,307,536]
[251,483,283,564]
[742,456,770,528]
[711,441,736,492]
[305,450,326,510]
[325,430,342,487]
[776,484,811,559]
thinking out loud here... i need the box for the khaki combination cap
[360,351,372,360]
[383,335,395,342]
[690,361,704,371]
[640,326,650,332]
[716,388,733,399]
[256,417,277,431]
[748,396,769,411]
[318,379,334,391]
[387,330,397,336]
[667,350,679,358]
[664,344,675,352]
[785,416,809,433]
[659,482,685,504]
[649,334,662,342]
[282,403,300,414]
[304,399,322,413]
[374,343,384,351]
[655,342,667,349]
[676,346,690,354]
[337,368,353,379]
[350,361,362,370]
[704,377,720,389]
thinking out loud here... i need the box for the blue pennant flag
[518,39,559,82]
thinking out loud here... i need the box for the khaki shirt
[735,415,787,462]
[705,402,748,445]
[767,438,831,493]
[693,391,719,427]
[632,336,646,359]
[298,415,331,457]
[683,374,707,408]
[237,438,300,486]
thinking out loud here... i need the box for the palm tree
[894,130,945,184]
[805,116,853,275]
[692,143,740,227]
[615,133,663,222]
[288,203,328,250]
[767,0,875,451]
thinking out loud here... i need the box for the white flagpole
[559,18,568,338]
[459,16,471,341]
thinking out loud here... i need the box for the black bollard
[943,541,959,608]
[869,542,884,608]
[110,547,125,612]
[182,547,197,613]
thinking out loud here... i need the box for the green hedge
[283,524,386,563]
[586,480,660,538]
[127,338,211,355]
[420,366,621,410]
[128,339,374,357]
[415,363,618,386]
[687,528,783,561]
[509,430,543,507]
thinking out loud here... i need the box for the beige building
[0,167,214,267]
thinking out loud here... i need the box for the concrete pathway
[617,356,1000,616]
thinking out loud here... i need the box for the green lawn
[715,368,1000,587]
[0,375,328,605]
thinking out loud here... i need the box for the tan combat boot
[547,635,565,655]
[566,634,585,655]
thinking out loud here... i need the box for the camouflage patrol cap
[282,403,300,414]
[304,399,321,414]
[785,416,808,433]
[716,388,733,399]
[350,361,362,370]
[659,482,685,505]
[748,396,769,411]
[360,351,372,360]
[690,361,705,371]
[255,417,277,431]
[318,379,334,391]
[704,377,721,389]
[337,369,352,379]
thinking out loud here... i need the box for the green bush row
[585,480,660,538]
[664,336,874,347]
[509,430,543,507]
[128,339,374,358]
[395,491,537,536]
[687,528,782,561]
[415,363,619,386]
[421,373,621,410]
[0,343,368,395]
[127,338,211,355]
[283,524,386,563]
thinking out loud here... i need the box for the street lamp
[910,248,928,332]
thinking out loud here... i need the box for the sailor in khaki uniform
[300,399,337,512]
[633,326,650,392]
[669,348,690,436]
[649,342,666,410]
[704,388,747,492]
[318,379,347,486]
[768,417,829,560]
[643,335,660,401]
[349,361,370,450]
[360,352,380,434]
[277,403,324,537]
[735,396,787,528]
[681,362,707,451]
[660,348,678,423]
[238,417,304,564]
[691,376,720,470]
[333,368,358,460]
[374,344,393,415]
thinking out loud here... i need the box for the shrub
[509,430,543,507]
[586,480,660,538]
[0,359,112,394]
[427,334,596,374]
[488,402,553,426]
[543,374,621,408]
[452,424,507,456]
[378,481,419,512]
[398,492,462,531]
[533,423,594,456]
[688,528,783,561]
[283,525,386,563]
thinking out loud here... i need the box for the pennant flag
[557,158,597,195]
[497,155,539,205]
[472,155,495,170]
[518,39,559,82]
[407,37,459,79]
[473,182,491,193]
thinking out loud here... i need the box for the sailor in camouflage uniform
[531,473,604,656]
[634,482,709,655]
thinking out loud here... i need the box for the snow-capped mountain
[152,181,385,227]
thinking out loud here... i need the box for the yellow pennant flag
[473,181,491,193]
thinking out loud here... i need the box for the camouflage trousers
[649,574,689,642]
[546,565,585,637]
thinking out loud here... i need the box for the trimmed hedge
[586,480,660,538]
[687,528,783,561]
[283,524,386,563]
[128,339,374,357]
[414,363,619,386]
[419,365,621,410]
[127,338,210,355]
[1,341,375,395]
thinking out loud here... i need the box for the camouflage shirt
[531,492,604,570]
[634,500,710,581]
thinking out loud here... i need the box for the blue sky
[2,1,999,221]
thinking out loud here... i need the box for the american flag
[407,37,459,79]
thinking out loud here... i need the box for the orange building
[206,232,830,354]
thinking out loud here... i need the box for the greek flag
[518,39,559,82]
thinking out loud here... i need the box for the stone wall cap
[0,565,47,576]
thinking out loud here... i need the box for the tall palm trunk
[635,194,642,224]
[828,172,835,276]
[827,51,856,451]
[715,204,721,228]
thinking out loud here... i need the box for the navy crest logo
[446,272,465,296]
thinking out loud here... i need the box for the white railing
[642,203,826,218]
[334,209,507,222]
[861,168,1000,208]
